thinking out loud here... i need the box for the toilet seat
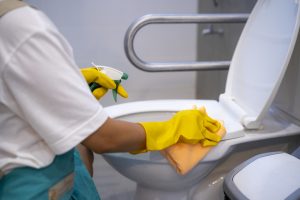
[220,0,300,129]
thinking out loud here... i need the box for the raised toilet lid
[220,0,300,129]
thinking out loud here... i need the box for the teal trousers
[0,149,100,200]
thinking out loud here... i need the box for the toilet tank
[273,34,300,123]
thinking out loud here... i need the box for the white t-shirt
[0,6,108,174]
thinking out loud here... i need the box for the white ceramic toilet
[102,0,300,199]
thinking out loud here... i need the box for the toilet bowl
[102,0,300,199]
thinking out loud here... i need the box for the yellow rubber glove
[137,108,222,153]
[81,67,128,100]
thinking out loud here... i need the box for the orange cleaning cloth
[160,122,226,175]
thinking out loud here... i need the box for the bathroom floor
[93,154,136,200]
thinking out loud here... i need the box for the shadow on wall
[196,0,256,100]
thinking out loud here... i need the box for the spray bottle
[89,62,128,102]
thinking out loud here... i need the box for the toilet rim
[104,99,245,140]
[104,99,218,118]
[104,99,220,118]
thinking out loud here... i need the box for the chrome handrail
[124,14,249,72]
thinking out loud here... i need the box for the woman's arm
[82,118,146,154]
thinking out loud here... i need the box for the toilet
[102,0,300,199]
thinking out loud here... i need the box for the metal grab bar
[124,14,249,72]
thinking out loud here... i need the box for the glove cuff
[139,121,175,151]
[129,121,166,154]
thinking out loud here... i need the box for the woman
[0,1,221,199]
